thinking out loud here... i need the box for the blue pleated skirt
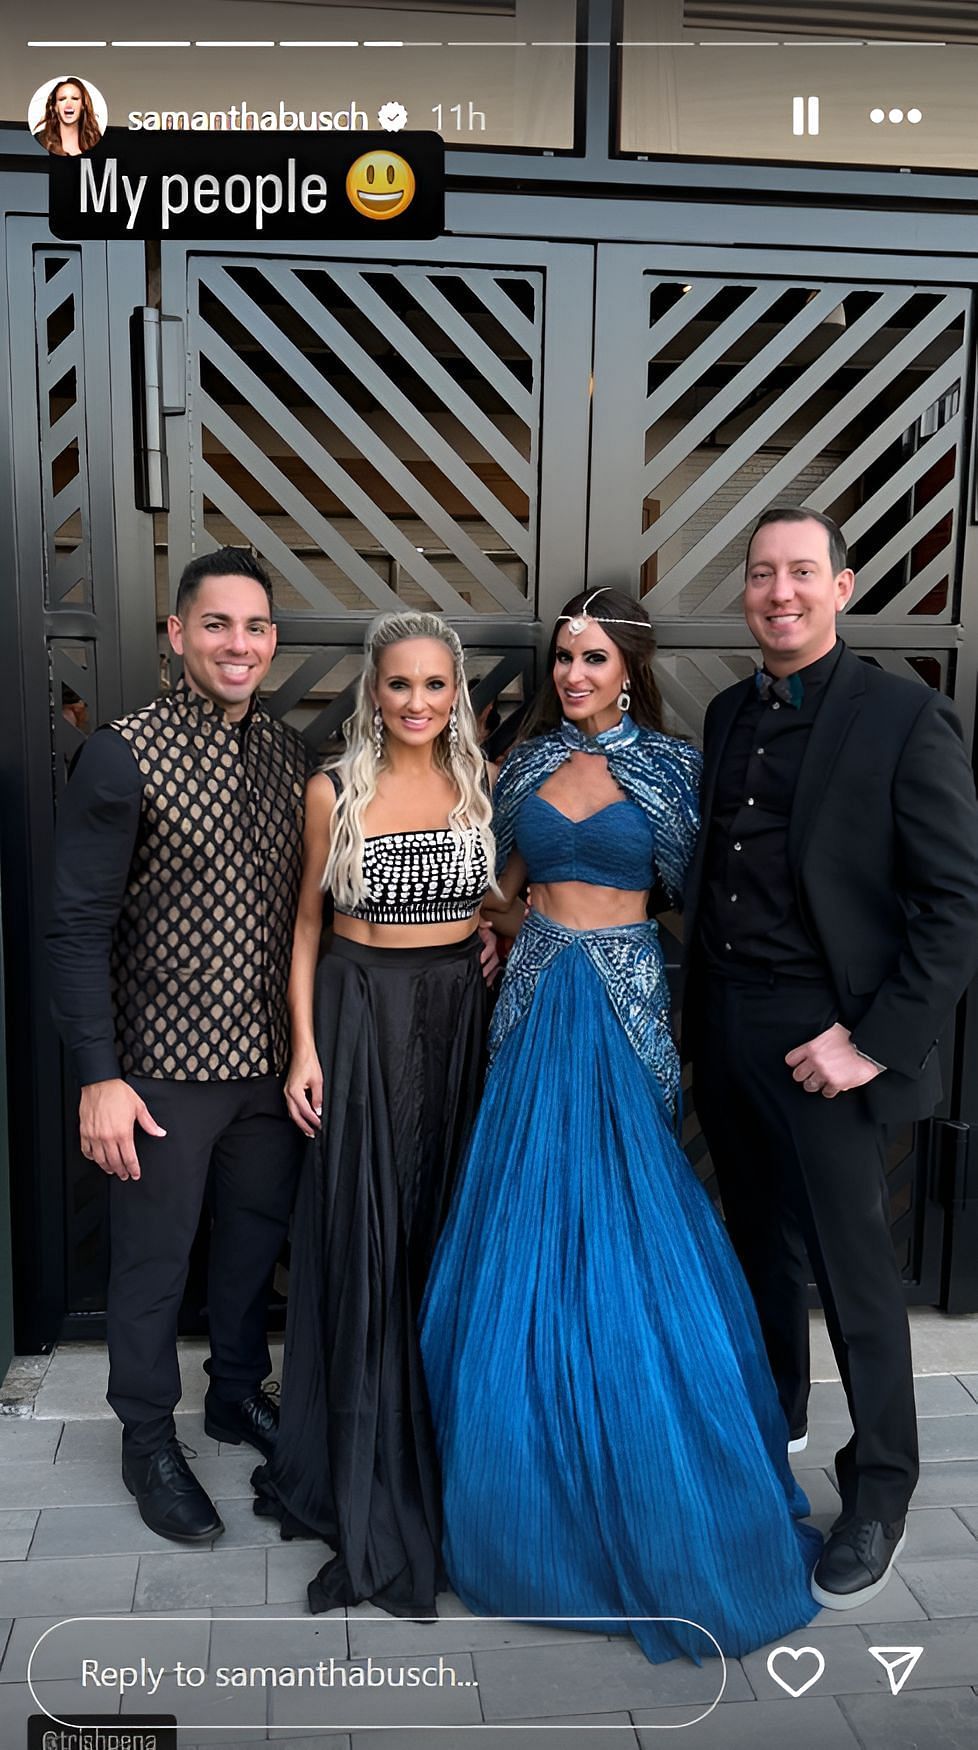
[419,922,822,1663]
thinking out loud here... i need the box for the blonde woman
[253,610,498,1618]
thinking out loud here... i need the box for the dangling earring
[448,703,459,749]
[617,678,631,713]
[372,705,384,762]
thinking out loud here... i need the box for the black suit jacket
[683,644,978,1124]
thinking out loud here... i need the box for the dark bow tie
[754,669,804,709]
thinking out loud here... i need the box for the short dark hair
[745,505,848,577]
[175,547,274,617]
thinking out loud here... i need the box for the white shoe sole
[787,1432,809,1455]
[811,1529,906,1610]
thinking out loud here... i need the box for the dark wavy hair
[35,77,102,155]
[520,586,666,740]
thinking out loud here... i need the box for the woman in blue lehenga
[420,587,821,1664]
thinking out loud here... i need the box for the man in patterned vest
[47,548,311,1544]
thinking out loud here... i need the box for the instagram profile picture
[29,74,107,156]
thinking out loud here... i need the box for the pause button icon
[792,95,820,136]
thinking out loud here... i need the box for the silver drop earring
[617,678,631,713]
[372,706,384,762]
[448,703,459,748]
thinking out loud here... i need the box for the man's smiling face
[744,515,855,676]
[168,573,277,720]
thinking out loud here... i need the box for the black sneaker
[204,1384,279,1459]
[811,1516,906,1609]
[122,1438,224,1544]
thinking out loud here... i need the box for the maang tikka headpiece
[559,587,653,636]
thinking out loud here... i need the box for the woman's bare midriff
[529,881,650,931]
[333,913,481,949]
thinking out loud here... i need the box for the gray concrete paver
[838,1686,978,1748]
[348,1593,613,1656]
[0,1459,134,1509]
[920,1376,978,1415]
[210,1607,348,1665]
[54,1411,206,1464]
[634,1695,861,1749]
[134,1548,268,1610]
[790,1467,842,1517]
[185,1738,351,1749]
[0,1510,38,1559]
[211,1497,292,1548]
[1,1609,212,1683]
[908,1460,978,1508]
[902,1507,978,1559]
[351,1718,638,1750]
[266,1540,334,1604]
[897,1557,978,1618]
[267,1651,483,1730]
[857,1616,978,1690]
[0,1419,63,1463]
[0,1677,121,1738]
[917,1416,978,1462]
[472,1637,749,1720]
[5,1336,978,1747]
[0,1552,138,1615]
[30,1502,220,1559]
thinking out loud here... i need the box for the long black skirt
[252,931,489,1617]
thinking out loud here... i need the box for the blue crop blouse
[516,791,655,890]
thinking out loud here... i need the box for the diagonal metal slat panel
[882,548,957,619]
[641,279,722,365]
[324,263,536,489]
[247,261,534,560]
[850,482,957,601]
[643,284,782,430]
[199,289,528,611]
[642,283,875,499]
[706,419,960,610]
[463,269,538,359]
[655,292,959,610]
[198,263,532,603]
[398,270,535,425]
[198,378,414,611]
[843,430,958,550]
[196,460,375,615]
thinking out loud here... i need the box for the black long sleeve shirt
[46,728,147,1084]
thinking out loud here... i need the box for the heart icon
[766,1645,826,1697]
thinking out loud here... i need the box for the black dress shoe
[122,1439,224,1544]
[204,1385,279,1458]
[811,1516,906,1609]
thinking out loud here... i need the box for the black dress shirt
[699,641,844,979]
[48,727,148,1084]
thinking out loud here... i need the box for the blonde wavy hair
[323,611,498,909]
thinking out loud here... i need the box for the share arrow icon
[868,1646,924,1695]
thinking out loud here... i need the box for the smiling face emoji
[346,150,416,221]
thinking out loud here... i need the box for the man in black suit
[684,504,978,1610]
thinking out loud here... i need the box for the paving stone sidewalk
[1,1339,976,1750]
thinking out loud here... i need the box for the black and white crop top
[327,771,489,926]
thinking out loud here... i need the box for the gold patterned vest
[109,681,309,1080]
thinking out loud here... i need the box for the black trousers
[692,975,918,1525]
[106,1075,303,1457]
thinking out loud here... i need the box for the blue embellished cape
[488,717,703,1104]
